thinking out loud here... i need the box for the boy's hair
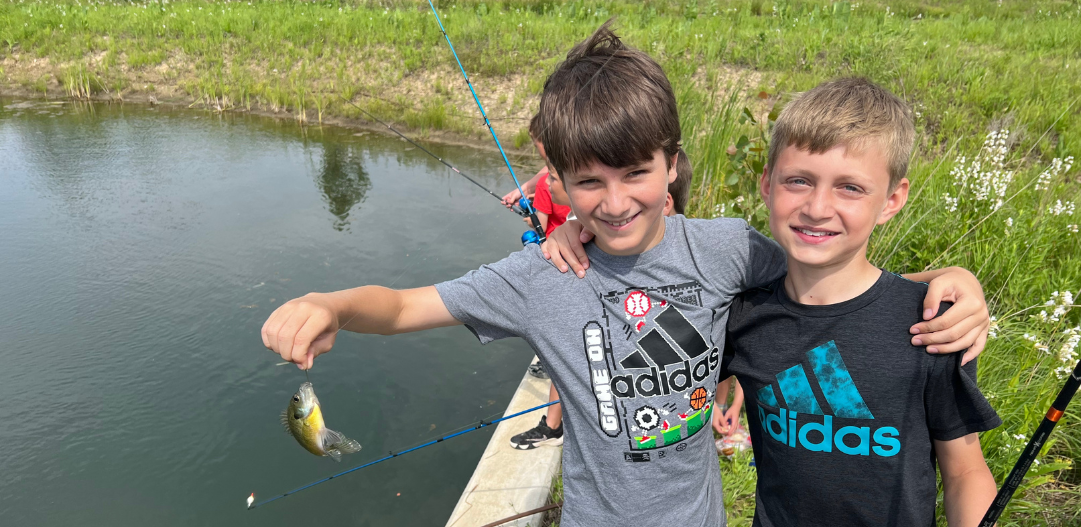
[536,19,681,178]
[528,113,541,141]
[671,148,692,215]
[768,77,914,189]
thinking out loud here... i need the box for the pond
[0,99,537,526]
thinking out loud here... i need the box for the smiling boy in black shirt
[721,78,1001,526]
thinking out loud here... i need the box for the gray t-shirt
[436,215,786,526]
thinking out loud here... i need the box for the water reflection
[316,142,371,231]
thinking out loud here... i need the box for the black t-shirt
[721,271,1001,527]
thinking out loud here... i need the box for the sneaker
[510,415,564,450]
[527,362,549,379]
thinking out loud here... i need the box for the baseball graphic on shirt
[624,290,652,317]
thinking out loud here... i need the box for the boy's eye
[787,177,810,186]
[841,184,864,193]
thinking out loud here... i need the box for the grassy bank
[3,1,1080,525]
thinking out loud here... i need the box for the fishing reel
[521,230,542,246]
[515,197,547,246]
[511,197,533,217]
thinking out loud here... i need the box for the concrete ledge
[446,356,561,527]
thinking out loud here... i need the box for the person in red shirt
[531,166,572,237]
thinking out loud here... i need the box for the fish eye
[292,395,300,402]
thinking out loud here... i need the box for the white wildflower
[735,196,745,205]
[1039,291,1076,322]
[943,193,959,213]
[988,316,999,339]
[1035,156,1073,190]
[1069,225,1079,234]
[1014,433,1026,441]
[1049,200,1076,216]
[1055,326,1080,378]
[950,130,1014,210]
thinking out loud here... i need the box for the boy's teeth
[798,228,832,237]
[608,218,632,227]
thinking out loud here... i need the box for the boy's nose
[802,187,835,220]
[600,184,633,216]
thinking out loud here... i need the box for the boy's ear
[877,178,910,225]
[668,153,679,184]
[759,164,772,205]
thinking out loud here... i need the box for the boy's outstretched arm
[261,286,459,369]
[936,433,997,527]
[902,267,990,364]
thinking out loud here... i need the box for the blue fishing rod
[427,0,546,246]
[248,399,560,509]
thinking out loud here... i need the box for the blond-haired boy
[722,77,1000,526]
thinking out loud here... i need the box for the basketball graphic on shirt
[689,387,708,410]
[624,290,652,317]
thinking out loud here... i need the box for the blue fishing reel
[521,230,541,246]
[511,197,533,217]
[515,197,546,246]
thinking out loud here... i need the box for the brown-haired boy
[722,77,1000,525]
[264,22,989,525]
[510,147,695,451]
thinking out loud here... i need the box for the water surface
[0,99,537,526]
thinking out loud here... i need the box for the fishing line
[426,0,546,243]
[339,94,521,209]
[978,357,1081,526]
[248,399,561,509]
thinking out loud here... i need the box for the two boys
[262,22,994,526]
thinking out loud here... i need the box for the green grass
[3,0,1080,524]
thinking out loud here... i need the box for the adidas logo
[755,341,901,457]
[610,305,719,399]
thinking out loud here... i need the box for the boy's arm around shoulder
[262,286,459,370]
[904,267,990,363]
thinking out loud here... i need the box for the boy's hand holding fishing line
[262,287,458,370]
[542,220,992,362]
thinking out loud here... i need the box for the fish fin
[280,409,292,434]
[326,448,342,462]
[322,428,362,455]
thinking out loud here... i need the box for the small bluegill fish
[282,382,361,461]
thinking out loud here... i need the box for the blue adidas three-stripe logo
[755,341,901,457]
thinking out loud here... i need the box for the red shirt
[533,168,571,236]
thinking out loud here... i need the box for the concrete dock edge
[445,356,561,527]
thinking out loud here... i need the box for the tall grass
[3,0,1080,524]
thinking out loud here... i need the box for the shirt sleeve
[924,354,1002,441]
[434,246,539,344]
[744,225,787,290]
